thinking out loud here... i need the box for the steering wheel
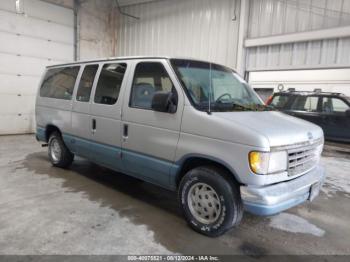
[215,93,232,103]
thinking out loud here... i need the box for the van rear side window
[94,63,127,105]
[40,66,80,100]
[76,65,99,102]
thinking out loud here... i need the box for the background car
[266,89,350,143]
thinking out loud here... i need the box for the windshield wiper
[245,104,275,111]
[215,102,275,112]
[208,102,250,112]
[196,102,275,112]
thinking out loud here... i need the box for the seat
[323,101,332,113]
[131,83,155,108]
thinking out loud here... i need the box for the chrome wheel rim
[50,138,61,162]
[187,182,221,224]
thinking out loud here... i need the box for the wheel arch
[175,154,242,188]
[45,124,62,142]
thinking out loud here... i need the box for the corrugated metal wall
[246,0,350,71]
[117,0,240,68]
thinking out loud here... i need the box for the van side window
[130,62,176,110]
[40,66,80,100]
[94,63,127,105]
[76,65,99,102]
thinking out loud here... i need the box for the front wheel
[178,166,243,237]
[48,131,74,168]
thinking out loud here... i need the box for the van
[36,57,325,237]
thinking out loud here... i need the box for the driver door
[121,60,185,188]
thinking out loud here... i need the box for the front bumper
[241,165,325,216]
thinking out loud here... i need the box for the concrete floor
[0,135,350,255]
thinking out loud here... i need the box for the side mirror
[151,91,177,113]
[346,109,350,117]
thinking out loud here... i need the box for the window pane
[76,65,98,102]
[94,63,127,105]
[171,59,261,112]
[40,66,80,100]
[323,98,349,113]
[291,96,318,111]
[333,99,349,112]
[270,95,290,109]
[130,62,175,110]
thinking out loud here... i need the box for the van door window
[130,62,177,110]
[76,65,99,102]
[40,66,80,100]
[94,63,127,105]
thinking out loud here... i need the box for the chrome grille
[287,141,322,177]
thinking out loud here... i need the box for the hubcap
[50,138,61,162]
[187,182,222,224]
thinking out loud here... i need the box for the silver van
[36,56,325,237]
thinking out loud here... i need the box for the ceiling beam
[39,0,74,9]
[117,0,158,7]
[245,26,350,48]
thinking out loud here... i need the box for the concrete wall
[43,0,119,61]
[77,0,119,60]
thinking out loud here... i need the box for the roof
[275,90,347,97]
[46,56,169,68]
[46,56,221,69]
[46,56,236,72]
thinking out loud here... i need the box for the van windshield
[170,59,268,112]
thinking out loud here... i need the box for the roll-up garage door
[249,69,350,102]
[0,0,74,135]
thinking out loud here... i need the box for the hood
[213,111,324,148]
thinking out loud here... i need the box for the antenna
[208,63,212,114]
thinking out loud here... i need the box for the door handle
[92,119,96,133]
[123,124,128,139]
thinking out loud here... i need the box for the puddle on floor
[321,157,350,198]
[269,213,325,237]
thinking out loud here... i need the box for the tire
[48,131,74,168]
[178,166,243,237]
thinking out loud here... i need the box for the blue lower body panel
[241,166,325,216]
[36,127,46,142]
[49,131,178,190]
[243,193,309,216]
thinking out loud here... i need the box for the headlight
[249,151,288,175]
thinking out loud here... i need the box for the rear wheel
[48,131,74,168]
[179,166,243,237]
